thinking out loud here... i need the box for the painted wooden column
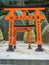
[34,8,45,51]
[4,9,16,51]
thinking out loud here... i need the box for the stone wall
[0,60,49,65]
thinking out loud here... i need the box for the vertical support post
[14,28,16,49]
[5,10,15,51]
[28,28,31,49]
[7,20,13,51]
[23,10,26,19]
[9,11,15,51]
[35,9,43,51]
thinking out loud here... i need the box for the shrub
[42,24,49,43]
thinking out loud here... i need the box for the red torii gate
[4,7,45,51]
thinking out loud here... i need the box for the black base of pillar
[14,46,16,49]
[28,46,32,49]
[35,45,44,52]
[7,45,14,51]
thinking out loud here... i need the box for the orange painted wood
[4,8,45,11]
[4,7,45,47]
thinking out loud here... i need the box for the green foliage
[41,19,48,32]
[23,30,35,43]
[0,15,9,40]
[42,24,49,43]
[45,7,49,23]
[28,0,49,4]
[0,9,8,16]
[0,29,4,41]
